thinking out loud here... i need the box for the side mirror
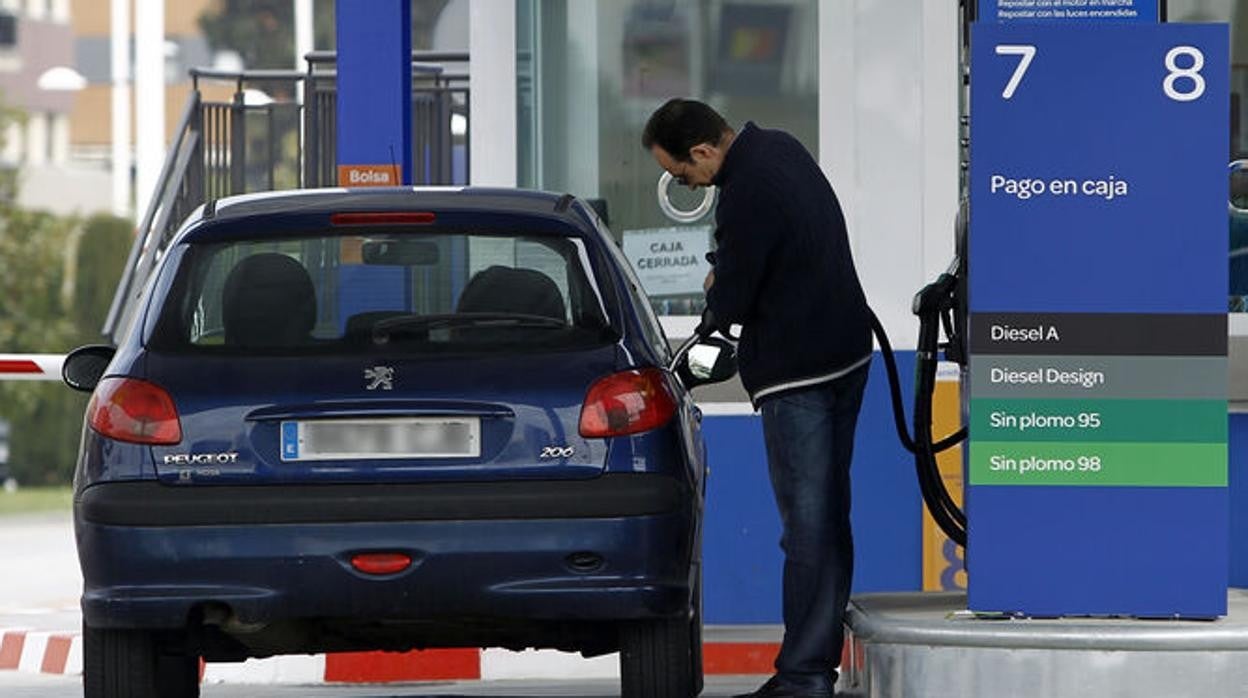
[62,345,116,392]
[676,336,737,388]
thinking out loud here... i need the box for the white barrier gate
[0,355,67,382]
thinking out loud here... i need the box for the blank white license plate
[280,418,480,461]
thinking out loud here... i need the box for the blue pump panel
[968,22,1229,617]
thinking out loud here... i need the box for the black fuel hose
[911,307,968,539]
[696,303,969,546]
[870,310,967,455]
[870,308,968,547]
[699,301,961,459]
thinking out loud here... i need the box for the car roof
[177,187,598,244]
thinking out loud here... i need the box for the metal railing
[103,52,470,341]
[304,51,469,188]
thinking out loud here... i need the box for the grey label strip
[970,355,1228,400]
[970,313,1227,356]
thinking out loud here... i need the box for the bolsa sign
[337,164,400,187]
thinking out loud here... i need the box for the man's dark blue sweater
[707,122,872,405]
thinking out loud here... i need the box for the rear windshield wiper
[371,313,568,344]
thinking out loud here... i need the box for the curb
[0,629,82,675]
[0,627,779,683]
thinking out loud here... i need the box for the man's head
[642,98,733,188]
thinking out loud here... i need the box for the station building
[455,0,1248,623]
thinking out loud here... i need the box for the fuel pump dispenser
[839,1,1245,695]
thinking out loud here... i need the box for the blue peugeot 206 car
[61,187,738,698]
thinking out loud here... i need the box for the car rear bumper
[75,476,697,631]
[77,475,687,525]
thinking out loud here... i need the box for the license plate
[280,418,481,461]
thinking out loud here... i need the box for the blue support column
[336,0,412,186]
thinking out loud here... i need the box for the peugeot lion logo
[364,366,395,391]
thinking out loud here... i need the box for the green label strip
[970,399,1226,443]
[970,442,1227,487]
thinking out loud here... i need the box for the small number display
[1163,46,1206,102]
[996,43,1207,103]
[996,44,1036,99]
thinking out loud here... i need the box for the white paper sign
[621,226,711,297]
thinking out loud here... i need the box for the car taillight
[87,377,182,445]
[351,552,413,576]
[579,368,677,438]
[330,212,435,226]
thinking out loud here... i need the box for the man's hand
[703,269,715,292]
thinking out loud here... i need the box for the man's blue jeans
[759,363,870,685]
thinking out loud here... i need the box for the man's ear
[688,142,716,162]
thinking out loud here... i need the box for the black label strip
[969,313,1227,356]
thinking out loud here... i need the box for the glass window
[596,212,672,359]
[151,231,614,355]
[1166,1,1248,309]
[516,0,820,317]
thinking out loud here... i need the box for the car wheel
[83,622,199,698]
[620,615,694,698]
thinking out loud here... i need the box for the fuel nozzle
[694,306,718,340]
[697,251,738,341]
[912,272,959,316]
[698,250,720,340]
[911,271,965,365]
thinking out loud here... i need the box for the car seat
[222,253,318,347]
[455,265,566,322]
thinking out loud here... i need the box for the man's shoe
[733,674,834,697]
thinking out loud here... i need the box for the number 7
[996,44,1037,100]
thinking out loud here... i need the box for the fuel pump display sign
[968,22,1229,617]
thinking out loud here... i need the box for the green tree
[0,207,75,355]
[198,0,453,70]
[199,0,337,70]
[0,213,134,486]
[70,214,135,342]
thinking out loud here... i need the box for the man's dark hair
[641,99,730,163]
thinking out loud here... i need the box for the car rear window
[149,231,616,355]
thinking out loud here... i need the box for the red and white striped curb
[0,626,780,683]
[0,629,82,675]
[0,354,66,382]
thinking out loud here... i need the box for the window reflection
[516,0,819,316]
[1168,0,1248,309]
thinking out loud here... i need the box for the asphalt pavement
[0,510,80,621]
[0,510,776,696]
[0,509,82,653]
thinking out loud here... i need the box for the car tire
[620,615,694,698]
[690,571,704,696]
[83,623,199,698]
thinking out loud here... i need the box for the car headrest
[456,266,566,321]
[222,253,317,347]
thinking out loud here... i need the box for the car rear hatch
[145,348,617,484]
[137,217,629,485]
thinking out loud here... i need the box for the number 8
[1164,46,1205,102]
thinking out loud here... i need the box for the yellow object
[922,373,967,591]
